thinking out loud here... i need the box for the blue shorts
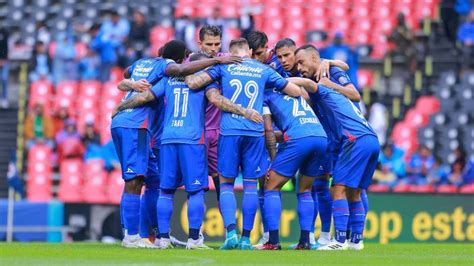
[145,148,160,189]
[332,135,380,189]
[271,136,327,178]
[111,127,150,181]
[259,148,271,176]
[218,135,265,179]
[314,153,333,177]
[160,143,208,192]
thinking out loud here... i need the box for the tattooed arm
[118,78,151,92]
[206,88,263,123]
[263,113,277,160]
[186,72,214,90]
[111,90,155,117]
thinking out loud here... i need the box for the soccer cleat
[348,240,364,251]
[186,238,213,250]
[170,235,187,248]
[317,232,332,246]
[238,236,254,250]
[157,238,174,249]
[292,242,311,250]
[122,234,158,249]
[317,240,348,251]
[255,242,281,250]
[253,232,269,249]
[219,230,239,250]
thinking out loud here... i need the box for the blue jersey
[151,77,208,145]
[206,58,288,136]
[148,97,165,148]
[266,50,288,77]
[111,58,171,130]
[263,89,326,140]
[310,85,376,143]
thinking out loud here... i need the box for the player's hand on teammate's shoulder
[132,79,151,92]
[216,55,243,65]
[315,60,331,81]
[244,108,264,124]
[318,77,333,88]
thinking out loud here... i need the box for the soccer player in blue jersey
[112,40,241,248]
[294,45,380,250]
[112,51,261,249]
[186,38,303,250]
[256,88,327,250]
[274,37,354,249]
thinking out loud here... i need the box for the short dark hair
[189,52,211,62]
[161,40,188,63]
[246,31,268,51]
[199,25,222,41]
[295,44,320,57]
[229,38,249,50]
[275,38,296,51]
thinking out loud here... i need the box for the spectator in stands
[29,41,52,82]
[90,23,118,83]
[205,7,229,51]
[406,145,435,185]
[440,0,460,45]
[0,26,9,108]
[175,15,197,52]
[56,119,84,163]
[462,158,474,184]
[82,120,101,148]
[101,140,120,172]
[53,31,77,84]
[368,92,388,145]
[448,148,467,186]
[101,10,130,67]
[458,9,474,70]
[78,47,100,80]
[388,13,415,71]
[239,8,255,39]
[320,32,359,88]
[378,143,406,184]
[126,10,150,63]
[53,104,70,137]
[35,21,51,46]
[24,102,54,150]
[426,157,450,185]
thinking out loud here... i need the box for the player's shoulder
[329,66,345,74]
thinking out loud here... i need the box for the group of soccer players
[110,25,380,251]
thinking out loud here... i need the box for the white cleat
[186,238,213,250]
[170,235,187,248]
[157,238,174,249]
[253,232,269,249]
[317,239,348,251]
[122,234,158,249]
[348,241,364,251]
[317,232,332,246]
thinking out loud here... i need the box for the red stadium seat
[57,137,85,163]
[27,144,53,202]
[54,80,78,113]
[83,159,108,203]
[75,42,88,59]
[102,81,123,102]
[107,170,125,204]
[352,5,370,18]
[58,159,84,202]
[368,184,390,192]
[459,184,474,194]
[404,109,429,128]
[110,67,124,82]
[221,4,239,18]
[286,18,306,32]
[80,80,101,98]
[29,80,53,111]
[174,4,195,17]
[415,96,440,115]
[226,27,241,41]
[357,70,374,89]
[413,184,436,193]
[436,184,458,194]
[392,183,413,193]
[150,26,174,47]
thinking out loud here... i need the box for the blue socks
[297,192,314,243]
[349,201,366,244]
[259,186,269,233]
[220,182,237,232]
[333,199,349,243]
[139,195,150,238]
[188,190,205,240]
[242,180,258,237]
[157,190,175,239]
[314,179,333,233]
[310,186,319,233]
[144,187,159,231]
[361,189,369,215]
[264,190,281,244]
[121,192,141,235]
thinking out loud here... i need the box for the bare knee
[298,175,315,193]
[124,176,144,194]
[347,188,362,202]
[331,185,347,200]
[264,170,288,191]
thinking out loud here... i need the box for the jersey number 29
[229,79,259,109]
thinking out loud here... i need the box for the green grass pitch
[1,242,473,265]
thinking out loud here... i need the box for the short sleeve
[330,67,352,86]
[263,106,271,115]
[147,59,176,85]
[205,65,222,81]
[150,78,166,99]
[265,68,288,91]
